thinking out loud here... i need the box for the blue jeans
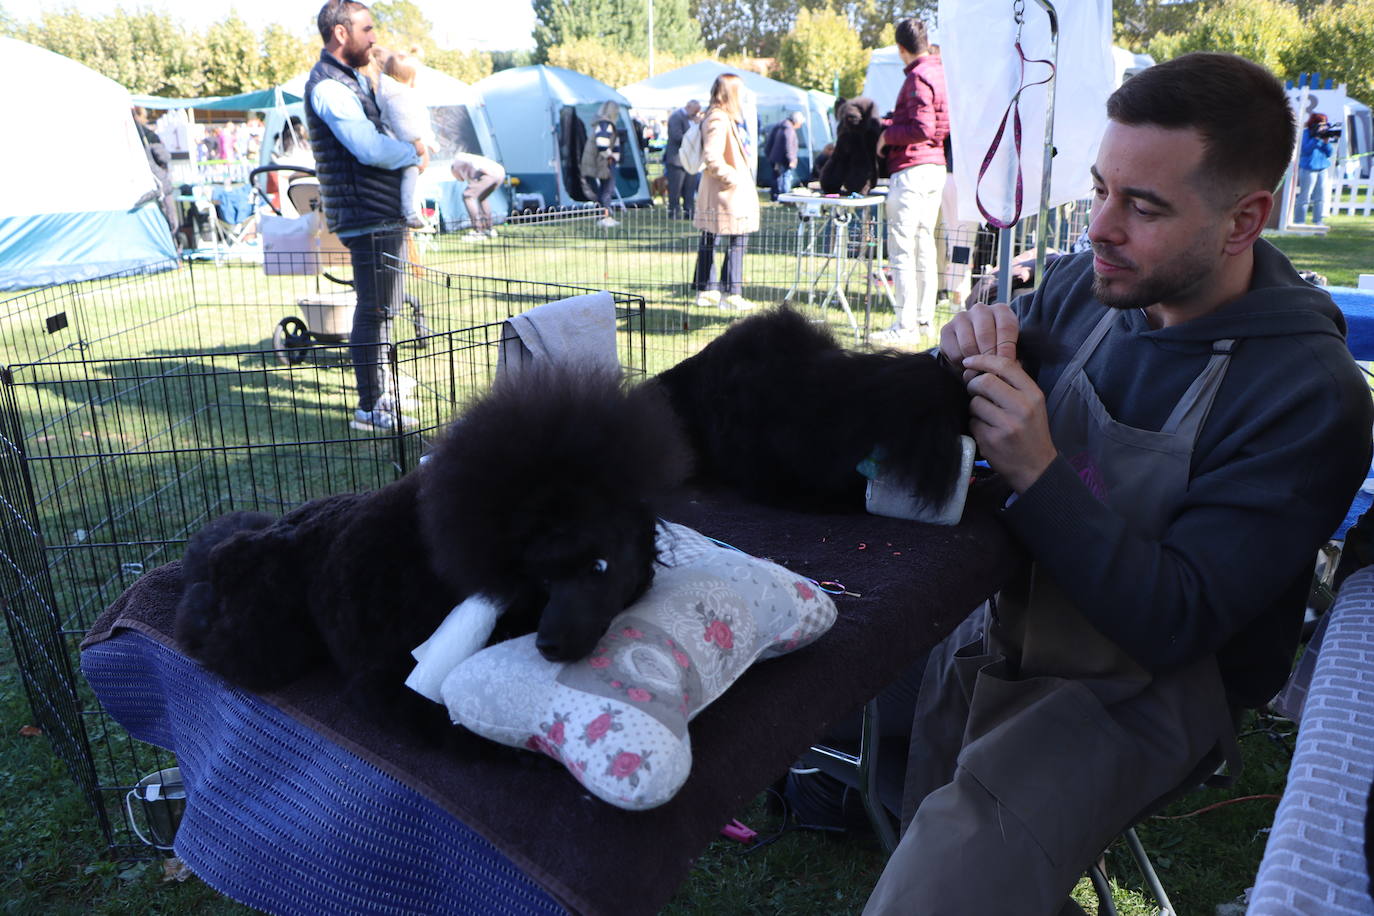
[772,165,796,200]
[342,229,405,410]
[1294,167,1327,224]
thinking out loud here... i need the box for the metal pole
[1029,0,1058,289]
[647,0,655,76]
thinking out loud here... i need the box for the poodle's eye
[591,558,609,574]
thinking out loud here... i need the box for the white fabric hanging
[939,0,1113,225]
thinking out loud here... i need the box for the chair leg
[1088,858,1117,916]
[1123,826,1175,915]
[857,698,899,854]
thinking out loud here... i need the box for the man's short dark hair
[1106,52,1295,198]
[894,19,928,56]
[317,0,368,43]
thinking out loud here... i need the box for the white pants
[885,163,946,330]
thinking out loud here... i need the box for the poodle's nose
[536,633,573,661]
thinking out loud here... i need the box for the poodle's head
[836,97,880,133]
[419,365,692,661]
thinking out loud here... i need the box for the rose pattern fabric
[441,521,837,810]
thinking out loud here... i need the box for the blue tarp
[0,204,178,291]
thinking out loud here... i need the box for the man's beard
[1091,244,1213,311]
[343,43,370,69]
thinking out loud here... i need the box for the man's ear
[1224,189,1272,254]
[332,22,349,47]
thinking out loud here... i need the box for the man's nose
[1087,199,1122,247]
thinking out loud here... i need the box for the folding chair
[211,184,258,247]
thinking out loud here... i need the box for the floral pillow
[440,521,837,810]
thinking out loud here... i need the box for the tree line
[2,0,1373,104]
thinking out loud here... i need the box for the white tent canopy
[0,37,175,289]
[620,61,835,179]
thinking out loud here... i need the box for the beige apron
[870,310,1242,915]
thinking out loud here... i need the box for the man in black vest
[307,0,427,432]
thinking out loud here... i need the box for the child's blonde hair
[384,51,418,85]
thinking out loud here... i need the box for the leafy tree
[203,12,266,95]
[1289,0,1374,101]
[777,8,867,97]
[427,48,494,83]
[1113,0,1203,52]
[1146,0,1305,78]
[261,23,317,87]
[535,0,701,61]
[546,35,647,86]
[839,0,935,48]
[371,0,434,51]
[492,49,536,71]
[692,0,801,57]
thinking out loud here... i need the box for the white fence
[1329,177,1374,217]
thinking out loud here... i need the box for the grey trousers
[863,607,1230,916]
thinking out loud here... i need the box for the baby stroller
[249,164,431,366]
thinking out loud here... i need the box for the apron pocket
[956,669,1143,870]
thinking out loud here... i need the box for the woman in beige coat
[692,74,759,310]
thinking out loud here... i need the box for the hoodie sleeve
[1001,273,1374,675]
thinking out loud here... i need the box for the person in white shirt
[450,152,507,240]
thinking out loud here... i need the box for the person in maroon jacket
[872,18,950,346]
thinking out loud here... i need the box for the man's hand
[940,301,1019,383]
[960,353,1057,493]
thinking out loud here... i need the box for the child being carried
[375,50,436,229]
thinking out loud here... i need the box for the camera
[1317,122,1344,140]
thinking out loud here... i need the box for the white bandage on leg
[405,593,504,702]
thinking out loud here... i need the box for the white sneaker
[722,294,756,311]
[459,230,488,242]
[598,216,620,228]
[869,327,920,347]
[404,214,425,229]
[484,226,499,238]
[695,290,722,307]
[350,401,417,433]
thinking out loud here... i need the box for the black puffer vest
[303,50,404,234]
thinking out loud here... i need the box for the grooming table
[1250,565,1374,914]
[81,485,1020,916]
[777,192,889,338]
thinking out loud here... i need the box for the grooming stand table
[81,484,1018,916]
[778,192,890,339]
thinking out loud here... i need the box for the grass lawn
[1,207,1370,915]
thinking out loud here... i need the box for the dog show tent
[475,65,650,210]
[619,61,835,184]
[0,38,176,291]
[275,65,510,230]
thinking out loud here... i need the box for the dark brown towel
[83,483,1020,915]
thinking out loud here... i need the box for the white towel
[496,291,619,380]
[405,593,505,703]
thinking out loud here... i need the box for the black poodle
[174,365,691,729]
[651,307,970,512]
[820,97,883,196]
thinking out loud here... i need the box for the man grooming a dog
[306,0,426,432]
[855,53,1373,913]
[872,18,948,347]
